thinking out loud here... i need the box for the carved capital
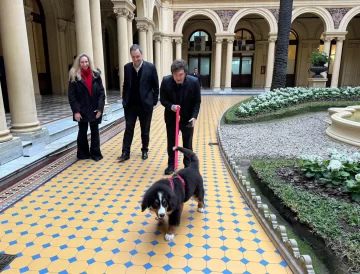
[128,12,134,21]
[216,38,223,44]
[175,39,183,44]
[323,36,333,42]
[227,38,234,44]
[268,37,277,43]
[114,8,129,18]
[336,37,346,42]
[137,24,148,32]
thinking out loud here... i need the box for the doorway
[231,54,253,88]
[188,54,211,88]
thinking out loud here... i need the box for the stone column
[331,37,345,88]
[0,84,12,142]
[114,8,129,96]
[154,35,162,81]
[127,12,134,56]
[225,38,234,91]
[265,36,277,91]
[0,0,41,133]
[90,0,109,107]
[147,24,154,63]
[137,23,148,60]
[74,0,94,59]
[161,36,172,76]
[24,7,40,95]
[175,39,182,60]
[214,38,223,91]
[322,36,333,78]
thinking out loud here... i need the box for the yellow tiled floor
[0,96,292,274]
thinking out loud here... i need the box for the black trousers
[166,122,194,167]
[122,105,153,155]
[77,121,103,161]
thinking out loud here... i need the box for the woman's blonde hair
[68,53,99,82]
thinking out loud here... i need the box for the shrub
[299,149,360,202]
[235,87,360,118]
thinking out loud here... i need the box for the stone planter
[309,64,328,78]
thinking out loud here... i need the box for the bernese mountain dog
[141,146,205,241]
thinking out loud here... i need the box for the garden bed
[250,159,360,273]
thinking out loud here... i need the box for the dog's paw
[172,146,178,151]
[197,207,205,213]
[165,233,175,242]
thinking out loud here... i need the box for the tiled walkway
[0,96,291,274]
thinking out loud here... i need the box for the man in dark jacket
[191,68,201,87]
[160,59,201,175]
[117,44,159,162]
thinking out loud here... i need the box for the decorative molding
[113,7,129,18]
[337,37,346,42]
[216,38,223,43]
[217,111,316,274]
[268,37,277,43]
[269,9,279,23]
[173,11,185,29]
[128,12,135,21]
[324,36,334,42]
[137,23,149,32]
[326,8,351,29]
[175,39,183,44]
[57,19,67,33]
[227,38,234,43]
[214,10,237,31]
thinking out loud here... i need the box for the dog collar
[168,174,186,192]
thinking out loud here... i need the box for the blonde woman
[68,53,105,161]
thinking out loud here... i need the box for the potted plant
[308,51,332,78]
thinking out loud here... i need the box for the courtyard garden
[221,87,360,273]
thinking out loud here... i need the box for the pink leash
[174,107,181,170]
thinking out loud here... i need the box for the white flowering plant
[236,87,360,117]
[299,149,360,201]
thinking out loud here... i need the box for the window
[234,29,255,51]
[188,30,212,52]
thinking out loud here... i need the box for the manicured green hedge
[251,159,360,272]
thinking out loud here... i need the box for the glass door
[231,54,253,88]
[188,54,211,88]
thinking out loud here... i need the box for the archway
[229,13,272,89]
[291,12,327,86]
[188,30,213,88]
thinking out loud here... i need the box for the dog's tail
[173,146,199,169]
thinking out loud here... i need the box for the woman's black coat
[68,71,106,123]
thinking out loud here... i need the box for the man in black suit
[160,59,201,175]
[117,44,159,162]
[191,68,201,87]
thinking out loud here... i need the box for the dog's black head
[141,179,177,221]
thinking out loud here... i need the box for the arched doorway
[188,30,212,88]
[286,30,299,87]
[232,28,255,88]
[28,0,52,94]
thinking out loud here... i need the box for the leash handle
[174,106,180,170]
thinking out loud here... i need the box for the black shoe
[91,155,103,162]
[117,153,130,162]
[142,151,148,160]
[164,166,175,175]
